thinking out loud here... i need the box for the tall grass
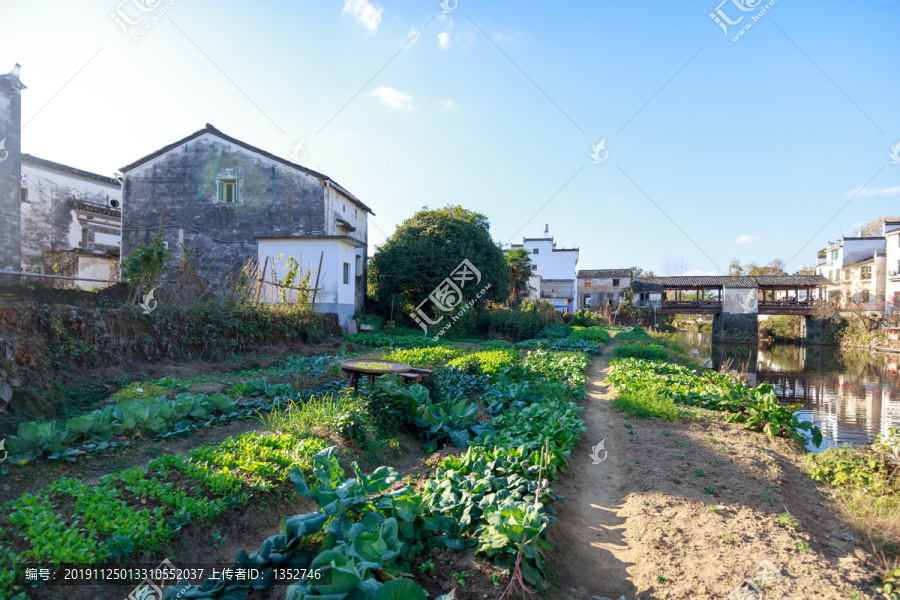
[260,394,369,443]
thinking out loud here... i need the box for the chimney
[544,224,549,238]
[0,62,25,272]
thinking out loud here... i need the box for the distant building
[0,64,122,288]
[815,221,900,307]
[885,222,900,306]
[576,269,632,310]
[510,226,578,313]
[120,124,372,326]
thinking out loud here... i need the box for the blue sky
[2,0,898,275]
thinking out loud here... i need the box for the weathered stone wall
[122,135,328,280]
[0,72,23,272]
[20,161,121,272]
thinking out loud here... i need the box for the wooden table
[340,359,411,389]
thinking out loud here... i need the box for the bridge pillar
[798,315,808,339]
[712,287,759,342]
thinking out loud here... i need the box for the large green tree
[505,247,535,306]
[370,206,509,314]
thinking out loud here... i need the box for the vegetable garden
[0,328,606,599]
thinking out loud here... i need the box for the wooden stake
[255,256,269,303]
[311,251,324,308]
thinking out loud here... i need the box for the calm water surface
[672,332,900,451]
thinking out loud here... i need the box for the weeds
[777,511,799,529]
[704,486,717,495]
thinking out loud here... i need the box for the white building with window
[885,221,900,306]
[510,227,579,313]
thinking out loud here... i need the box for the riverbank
[546,334,897,599]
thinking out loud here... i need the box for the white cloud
[843,185,900,198]
[373,86,412,110]
[438,31,450,49]
[735,234,763,244]
[681,269,718,276]
[343,0,382,33]
[443,98,455,109]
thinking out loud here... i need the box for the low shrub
[570,326,611,344]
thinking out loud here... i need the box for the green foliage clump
[345,333,444,349]
[379,346,465,367]
[473,302,562,341]
[369,206,509,313]
[608,358,823,446]
[570,326,611,343]
[613,343,668,361]
[611,389,682,421]
[613,327,652,341]
[447,350,519,377]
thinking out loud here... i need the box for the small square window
[532,248,539,255]
[343,262,350,284]
[217,179,239,204]
[612,278,620,287]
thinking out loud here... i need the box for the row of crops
[607,357,824,447]
[1,329,607,599]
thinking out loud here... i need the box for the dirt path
[549,350,878,600]
[551,350,636,600]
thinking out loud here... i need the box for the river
[672,331,900,451]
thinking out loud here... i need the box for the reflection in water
[672,332,900,451]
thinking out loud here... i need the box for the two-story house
[120,124,372,325]
[576,269,632,310]
[509,226,578,313]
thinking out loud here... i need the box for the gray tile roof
[633,275,829,288]
[578,269,632,278]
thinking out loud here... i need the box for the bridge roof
[634,275,828,288]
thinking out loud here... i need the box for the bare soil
[548,349,879,600]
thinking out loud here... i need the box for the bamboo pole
[311,251,324,308]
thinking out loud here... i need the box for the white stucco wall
[886,230,900,304]
[20,160,121,270]
[256,237,361,323]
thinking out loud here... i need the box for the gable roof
[22,154,120,187]
[578,269,632,279]
[119,124,373,214]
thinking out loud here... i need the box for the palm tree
[505,248,535,307]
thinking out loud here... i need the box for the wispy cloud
[443,98,455,109]
[373,86,412,110]
[343,0,382,33]
[438,31,450,49]
[682,269,718,276]
[843,185,900,197]
[735,234,763,244]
